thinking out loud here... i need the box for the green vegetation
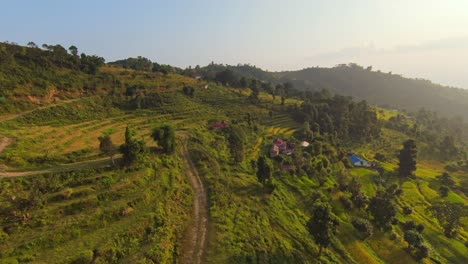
[0,42,467,263]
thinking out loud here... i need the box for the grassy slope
[0,70,466,263]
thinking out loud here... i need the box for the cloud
[307,36,468,62]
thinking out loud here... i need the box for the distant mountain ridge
[191,62,468,120]
[275,64,468,120]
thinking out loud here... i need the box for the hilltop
[0,43,467,264]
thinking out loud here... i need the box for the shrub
[439,185,449,197]
[416,223,425,233]
[402,220,416,231]
[415,244,429,260]
[71,250,94,264]
[402,205,413,215]
[352,218,373,239]
[339,196,352,209]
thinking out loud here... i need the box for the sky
[1,0,468,88]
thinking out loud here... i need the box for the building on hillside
[300,141,310,148]
[271,138,296,156]
[211,120,229,130]
[270,145,280,158]
[348,155,370,167]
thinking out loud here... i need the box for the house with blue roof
[348,155,370,167]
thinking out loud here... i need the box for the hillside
[0,43,467,263]
[275,64,468,120]
[188,63,468,121]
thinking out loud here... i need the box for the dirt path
[0,155,120,178]
[0,136,12,154]
[179,137,209,264]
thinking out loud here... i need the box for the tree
[404,230,429,260]
[151,125,176,154]
[68,45,78,57]
[429,202,467,238]
[256,156,272,185]
[352,218,373,239]
[249,79,259,100]
[226,126,245,163]
[307,202,339,257]
[239,76,248,88]
[404,230,423,249]
[439,185,449,197]
[27,41,38,48]
[120,126,145,166]
[397,139,417,177]
[368,191,397,229]
[215,69,237,86]
[437,172,455,187]
[98,134,117,165]
[182,86,195,97]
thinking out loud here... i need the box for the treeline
[108,56,182,75]
[0,41,104,75]
[386,108,467,161]
[277,63,468,120]
[0,41,104,98]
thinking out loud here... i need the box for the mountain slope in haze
[274,64,468,120]
[191,63,468,120]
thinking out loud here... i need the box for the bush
[339,196,352,209]
[402,205,413,215]
[402,220,416,231]
[439,185,449,197]
[416,223,425,233]
[415,244,429,260]
[352,218,373,239]
[374,152,386,161]
[71,250,94,264]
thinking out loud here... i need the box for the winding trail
[179,136,209,264]
[0,136,12,154]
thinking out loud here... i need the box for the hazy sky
[2,0,468,88]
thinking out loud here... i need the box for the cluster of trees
[151,125,176,154]
[289,91,381,142]
[397,139,417,178]
[277,63,468,121]
[0,42,106,101]
[108,56,182,75]
[386,109,467,161]
[1,42,104,74]
[98,125,176,167]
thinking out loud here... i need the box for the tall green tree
[98,134,117,165]
[120,126,145,166]
[256,156,272,185]
[249,79,259,100]
[307,202,339,257]
[151,125,176,154]
[226,126,245,163]
[239,76,248,88]
[397,139,417,177]
[68,45,78,57]
[368,190,397,230]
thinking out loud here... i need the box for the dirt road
[179,137,209,264]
